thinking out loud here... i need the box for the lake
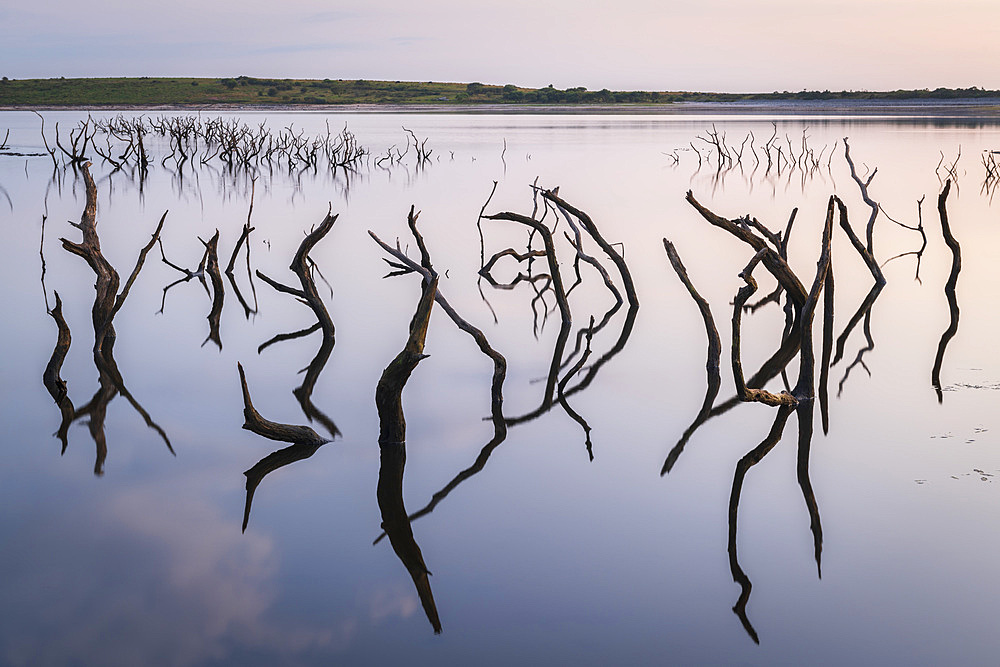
[1,107,998,666]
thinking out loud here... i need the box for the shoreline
[3,99,1000,116]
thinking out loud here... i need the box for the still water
[1,109,999,666]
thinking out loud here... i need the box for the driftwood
[686,190,808,308]
[237,363,329,446]
[729,206,835,643]
[368,207,511,543]
[54,162,171,474]
[664,194,836,470]
[201,230,224,349]
[827,194,885,384]
[843,137,880,254]
[663,330,801,473]
[225,220,259,319]
[257,209,341,439]
[731,250,799,407]
[42,292,74,450]
[484,210,572,325]
[484,208,575,421]
[880,196,928,282]
[833,196,884,286]
[370,229,507,418]
[488,189,640,433]
[729,404,794,644]
[790,196,835,401]
[819,261,835,435]
[550,196,625,375]
[661,238,722,473]
[664,239,721,391]
[374,272,441,633]
[239,208,343,531]
[376,275,437,444]
[932,180,959,402]
[157,237,209,313]
[543,190,638,310]
[236,362,329,531]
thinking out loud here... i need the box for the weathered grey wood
[732,250,799,408]
[237,363,329,446]
[932,180,959,402]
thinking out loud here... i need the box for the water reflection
[932,180,961,402]
[374,262,441,634]
[664,180,834,642]
[239,209,340,529]
[12,112,1000,661]
[41,163,172,475]
[484,187,639,457]
[679,123,839,196]
[256,209,341,438]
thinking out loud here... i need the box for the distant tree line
[4,76,1000,107]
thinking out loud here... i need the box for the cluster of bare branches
[36,113,370,179]
[981,150,1000,201]
[936,147,961,189]
[373,126,435,169]
[363,186,639,630]
[477,183,639,459]
[663,136,959,642]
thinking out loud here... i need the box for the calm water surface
[1,110,999,666]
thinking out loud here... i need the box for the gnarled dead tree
[256,208,341,439]
[481,186,639,459]
[369,206,509,542]
[49,162,170,474]
[201,230,225,349]
[667,188,833,644]
[237,211,340,530]
[931,180,959,402]
[373,264,442,634]
[237,363,330,532]
[225,190,258,318]
[42,292,74,450]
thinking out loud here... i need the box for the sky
[4,0,1000,93]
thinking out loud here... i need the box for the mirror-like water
[1,109,999,666]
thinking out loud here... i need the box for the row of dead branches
[34,114,371,180]
[669,123,838,188]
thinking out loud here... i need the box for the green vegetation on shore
[1,76,999,107]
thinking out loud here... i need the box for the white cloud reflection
[0,478,352,666]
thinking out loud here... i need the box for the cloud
[0,477,351,666]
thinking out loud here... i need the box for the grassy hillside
[1,77,998,107]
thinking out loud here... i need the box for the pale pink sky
[4,0,999,92]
